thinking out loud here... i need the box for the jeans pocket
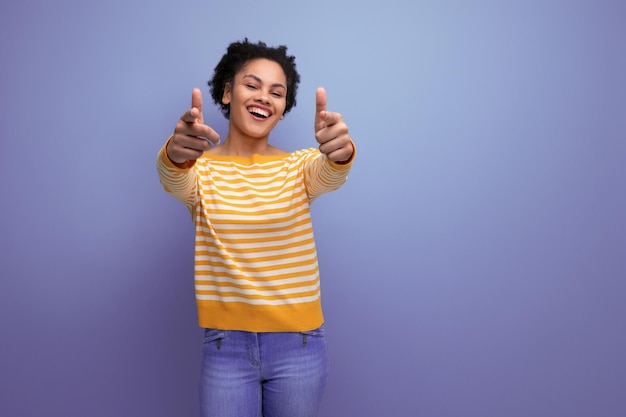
[300,324,325,338]
[203,328,226,345]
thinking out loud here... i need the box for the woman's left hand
[314,87,354,163]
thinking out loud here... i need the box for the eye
[246,84,258,90]
[271,92,283,98]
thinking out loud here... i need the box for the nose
[255,89,270,104]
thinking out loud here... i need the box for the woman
[157,39,355,417]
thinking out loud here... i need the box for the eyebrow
[242,74,286,90]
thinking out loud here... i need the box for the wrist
[334,140,355,165]
[165,135,193,168]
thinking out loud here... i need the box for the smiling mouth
[248,106,270,118]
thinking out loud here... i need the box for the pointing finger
[190,87,204,123]
[179,88,205,124]
[191,87,203,112]
[191,88,204,124]
[314,87,327,132]
[315,87,327,114]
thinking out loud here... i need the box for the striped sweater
[156,143,353,332]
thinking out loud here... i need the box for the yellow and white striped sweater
[157,143,353,332]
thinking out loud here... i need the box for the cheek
[278,98,287,114]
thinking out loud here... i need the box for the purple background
[1,1,624,416]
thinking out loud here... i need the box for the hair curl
[208,39,300,119]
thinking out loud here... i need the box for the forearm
[156,141,198,214]
[305,144,355,200]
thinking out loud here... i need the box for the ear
[222,83,232,105]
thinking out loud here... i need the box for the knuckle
[175,121,187,132]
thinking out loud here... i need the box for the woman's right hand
[167,88,221,164]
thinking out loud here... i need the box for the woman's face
[222,58,287,140]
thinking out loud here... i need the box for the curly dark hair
[208,39,301,119]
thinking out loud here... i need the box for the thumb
[190,87,204,123]
[314,87,327,132]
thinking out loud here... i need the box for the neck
[219,132,272,157]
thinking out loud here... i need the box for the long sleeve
[156,143,198,218]
[302,145,355,202]
[156,144,355,332]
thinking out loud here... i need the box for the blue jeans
[199,325,329,417]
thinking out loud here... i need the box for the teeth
[248,107,269,118]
